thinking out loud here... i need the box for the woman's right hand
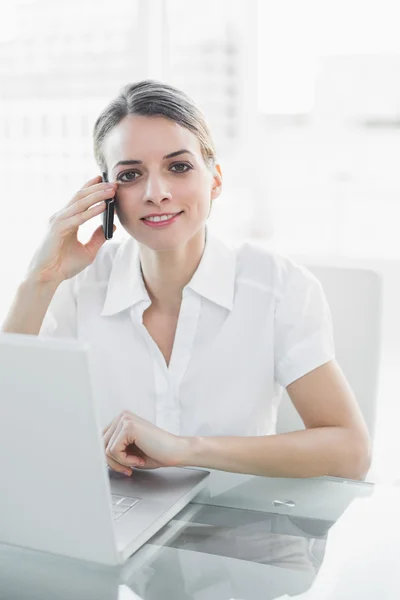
[26,175,118,284]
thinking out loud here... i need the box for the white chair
[276,265,383,446]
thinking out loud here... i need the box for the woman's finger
[84,225,110,262]
[63,176,102,209]
[106,419,131,464]
[56,201,106,232]
[103,417,132,476]
[63,182,116,211]
[106,455,132,477]
[102,411,135,439]
[103,411,134,445]
[107,419,146,468]
[59,188,114,221]
[103,415,121,447]
[80,175,102,190]
[103,421,111,437]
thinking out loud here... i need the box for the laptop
[0,333,209,566]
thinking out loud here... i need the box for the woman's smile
[141,211,184,228]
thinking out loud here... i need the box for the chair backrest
[276,265,383,444]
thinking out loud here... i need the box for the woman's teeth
[143,213,180,222]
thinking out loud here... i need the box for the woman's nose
[143,174,172,205]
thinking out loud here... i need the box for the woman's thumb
[85,224,116,260]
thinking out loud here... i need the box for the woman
[2,80,370,479]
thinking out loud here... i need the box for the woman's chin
[130,229,186,251]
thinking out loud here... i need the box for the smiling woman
[2,80,371,481]
[92,82,222,256]
[101,115,218,249]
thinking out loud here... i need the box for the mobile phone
[102,171,114,240]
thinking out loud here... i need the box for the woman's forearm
[1,278,60,335]
[181,427,371,480]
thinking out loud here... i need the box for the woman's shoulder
[234,240,318,298]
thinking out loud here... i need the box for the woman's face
[102,114,222,250]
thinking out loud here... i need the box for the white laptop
[0,333,209,566]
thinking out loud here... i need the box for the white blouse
[39,230,335,436]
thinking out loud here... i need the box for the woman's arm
[104,360,371,480]
[1,175,116,335]
[183,361,371,480]
[1,278,61,335]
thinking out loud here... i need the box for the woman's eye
[170,163,192,173]
[118,170,140,183]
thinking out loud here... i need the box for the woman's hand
[102,411,188,476]
[26,175,118,284]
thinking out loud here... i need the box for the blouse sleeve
[39,278,77,339]
[274,264,335,388]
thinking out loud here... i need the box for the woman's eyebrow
[164,149,194,160]
[112,149,194,171]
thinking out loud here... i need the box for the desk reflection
[0,543,125,600]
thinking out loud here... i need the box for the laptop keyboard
[111,493,140,520]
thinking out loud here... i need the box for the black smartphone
[102,171,115,240]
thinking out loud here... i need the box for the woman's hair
[93,80,217,175]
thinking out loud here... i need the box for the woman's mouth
[141,211,183,228]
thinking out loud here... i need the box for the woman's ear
[211,163,223,199]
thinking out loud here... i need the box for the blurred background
[1,0,399,481]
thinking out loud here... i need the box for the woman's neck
[139,228,206,315]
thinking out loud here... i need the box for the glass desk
[1,470,400,599]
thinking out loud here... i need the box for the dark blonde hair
[93,80,217,175]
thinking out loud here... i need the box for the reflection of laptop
[0,333,209,566]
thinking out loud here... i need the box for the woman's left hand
[103,411,188,475]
